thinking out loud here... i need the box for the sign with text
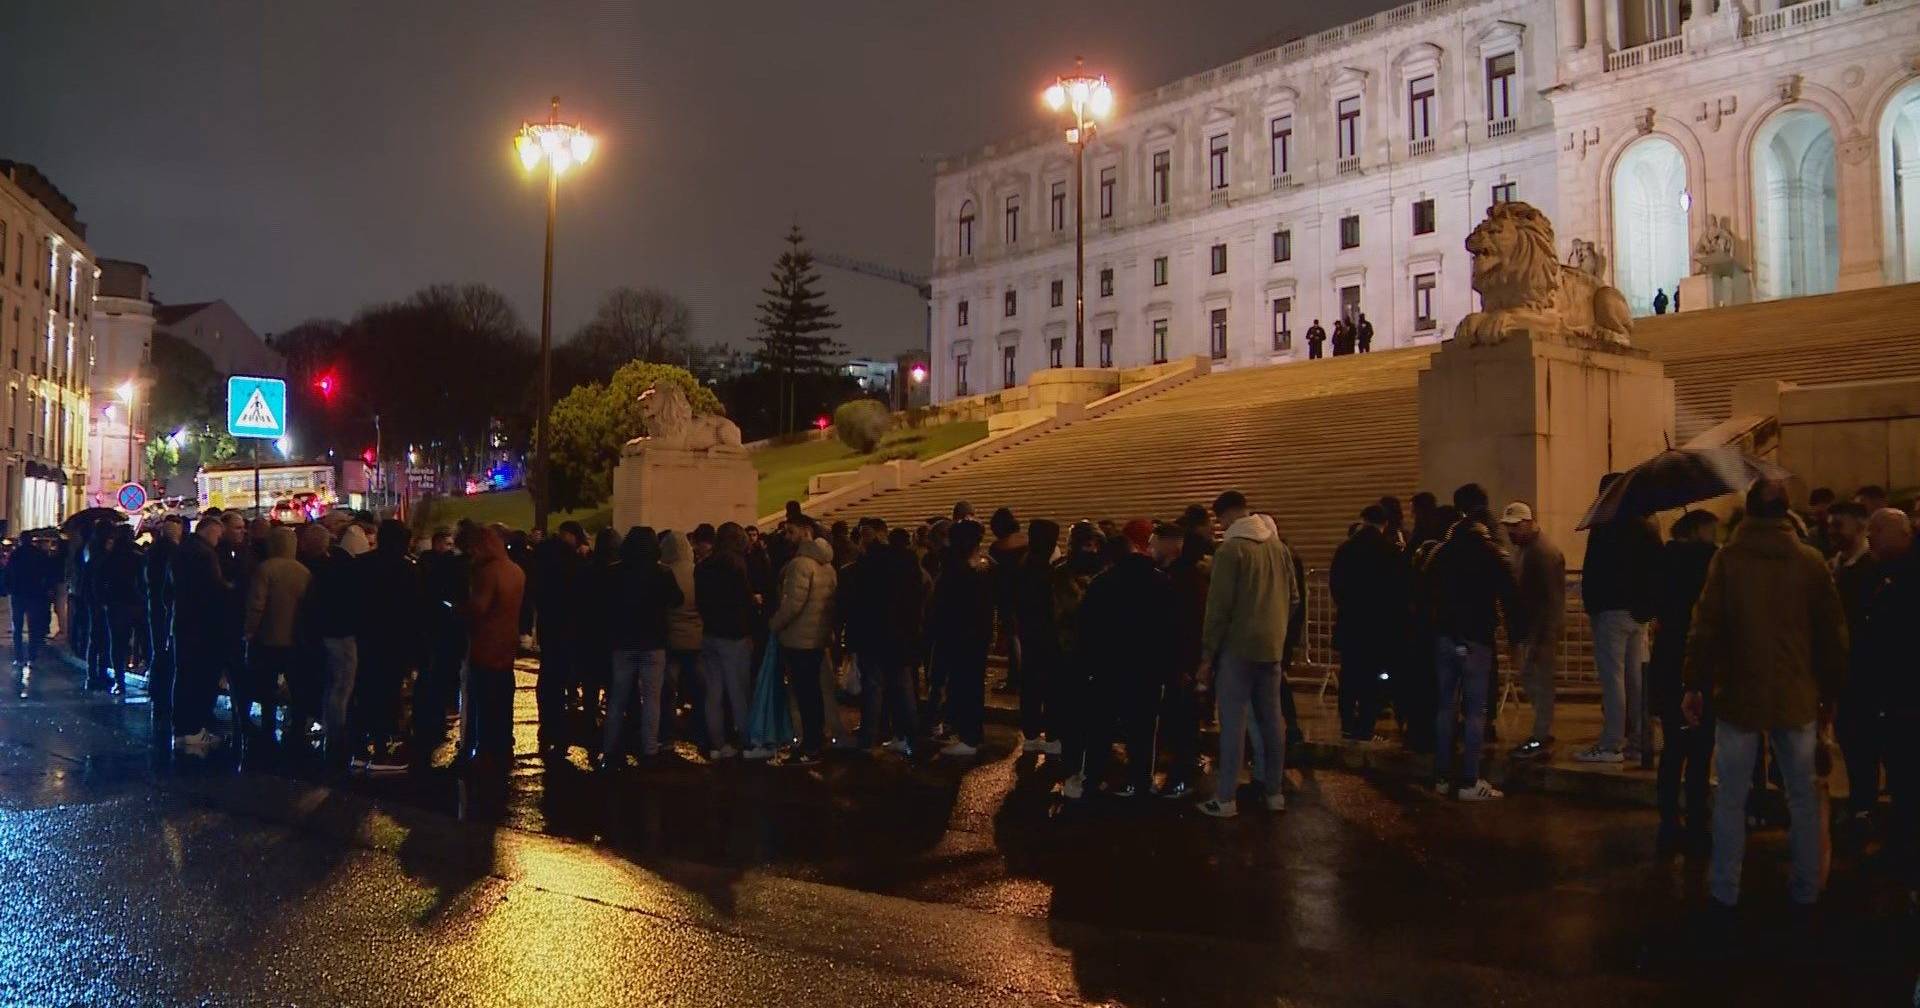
[227,375,287,439]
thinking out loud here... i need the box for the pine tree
[752,224,845,434]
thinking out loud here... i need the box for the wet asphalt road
[1,650,1916,1006]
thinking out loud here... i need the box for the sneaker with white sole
[1040,738,1062,755]
[1019,735,1048,754]
[1155,782,1192,800]
[1573,745,1624,764]
[1265,792,1287,812]
[741,745,777,761]
[1060,773,1086,800]
[709,745,740,760]
[939,740,979,758]
[1197,798,1239,818]
[1457,779,1505,801]
[880,738,914,756]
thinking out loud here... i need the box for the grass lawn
[753,421,986,517]
[412,420,987,533]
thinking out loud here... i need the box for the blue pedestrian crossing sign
[227,375,287,439]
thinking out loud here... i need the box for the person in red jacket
[462,526,526,767]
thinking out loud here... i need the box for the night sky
[3,1,1366,360]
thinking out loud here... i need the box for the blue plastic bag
[747,645,793,749]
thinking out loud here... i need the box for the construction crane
[815,252,933,408]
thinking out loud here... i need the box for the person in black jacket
[82,524,115,690]
[1578,473,1663,765]
[696,523,755,758]
[8,532,54,667]
[1154,523,1209,796]
[143,519,182,725]
[1075,520,1176,797]
[600,527,682,767]
[843,519,928,752]
[170,517,233,755]
[1859,509,1919,891]
[1650,509,1718,850]
[580,527,623,752]
[96,524,144,696]
[352,520,419,773]
[413,528,468,764]
[1012,519,1064,756]
[1423,484,1515,800]
[928,520,992,756]
[531,523,588,754]
[1330,505,1407,742]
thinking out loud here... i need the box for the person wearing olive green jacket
[1197,505,1301,818]
[1683,478,1848,907]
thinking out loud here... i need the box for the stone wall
[1778,376,1920,496]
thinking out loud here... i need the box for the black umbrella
[61,506,126,532]
[1576,447,1788,530]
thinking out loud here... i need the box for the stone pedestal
[1419,332,1674,559]
[1677,268,1752,312]
[611,444,755,535]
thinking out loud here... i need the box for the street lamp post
[115,380,136,488]
[1043,64,1114,369]
[514,96,595,533]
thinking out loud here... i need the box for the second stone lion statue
[1458,201,1632,348]
[631,383,743,452]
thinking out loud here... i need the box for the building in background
[88,258,153,503]
[153,299,284,379]
[0,160,97,530]
[926,0,1920,403]
[842,357,898,401]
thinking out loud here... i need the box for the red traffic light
[313,372,339,399]
[361,447,376,466]
[814,414,831,430]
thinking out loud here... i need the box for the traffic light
[313,371,339,400]
[361,447,377,466]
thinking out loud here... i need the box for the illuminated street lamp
[115,380,137,486]
[1042,63,1114,367]
[513,96,596,533]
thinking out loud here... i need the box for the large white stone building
[926,0,1920,402]
[0,161,97,530]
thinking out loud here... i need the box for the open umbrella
[1576,446,1788,530]
[61,506,126,532]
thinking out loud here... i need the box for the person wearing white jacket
[767,531,837,763]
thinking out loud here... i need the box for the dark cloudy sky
[3,1,1358,360]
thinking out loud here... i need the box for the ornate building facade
[926,0,1920,402]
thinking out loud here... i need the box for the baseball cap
[1121,518,1154,550]
[1499,502,1535,525]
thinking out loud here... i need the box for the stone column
[1836,137,1885,290]
[1899,163,1920,284]
[1559,0,1587,51]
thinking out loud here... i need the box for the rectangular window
[1272,229,1292,263]
[1491,181,1517,204]
[1004,195,1020,244]
[1004,289,1017,317]
[1209,308,1229,360]
[1048,338,1064,368]
[1002,346,1018,389]
[1098,268,1113,298]
[1050,279,1064,308]
[1153,256,1168,286]
[1408,74,1435,142]
[1413,198,1435,235]
[1272,297,1293,351]
[957,299,969,327]
[1486,53,1516,122]
[1414,272,1437,330]
[956,354,970,396]
[958,208,974,256]
[1337,95,1361,159]
[1098,328,1114,367]
[1152,150,1170,205]
[1050,181,1067,232]
[1208,133,1230,190]
[1098,167,1115,219]
[1270,115,1292,176]
[1210,243,1227,275]
[1152,319,1169,364]
[1340,214,1360,250]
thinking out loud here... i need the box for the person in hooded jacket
[309,524,370,768]
[170,517,233,755]
[1329,505,1408,742]
[925,520,992,759]
[601,527,683,766]
[579,527,623,751]
[1076,520,1176,797]
[660,530,706,751]
[987,508,1027,692]
[841,519,927,752]
[1052,521,1106,793]
[766,526,837,762]
[244,526,312,754]
[1649,509,1718,850]
[353,520,419,772]
[413,528,468,763]
[463,526,526,766]
[1197,496,1301,818]
[696,523,756,758]
[1579,473,1664,765]
[532,522,589,753]
[1422,484,1516,801]
[1153,523,1210,797]
[1012,519,1064,756]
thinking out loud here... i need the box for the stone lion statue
[632,382,743,452]
[1458,201,1632,348]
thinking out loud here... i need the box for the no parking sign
[115,482,147,512]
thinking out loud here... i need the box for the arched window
[1879,82,1920,285]
[1752,109,1838,299]
[1611,136,1689,315]
[957,200,975,256]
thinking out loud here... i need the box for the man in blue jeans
[1197,492,1300,819]
[1420,483,1516,801]
[1577,473,1662,764]
[1683,478,1847,907]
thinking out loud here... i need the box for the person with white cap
[1499,501,1565,760]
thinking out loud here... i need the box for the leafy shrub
[833,398,892,454]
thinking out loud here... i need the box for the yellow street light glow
[515,133,541,170]
[1043,83,1066,111]
[514,117,595,177]
[116,380,135,403]
[1089,80,1114,119]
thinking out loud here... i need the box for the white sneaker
[939,740,979,758]
[709,745,740,760]
[1197,798,1239,818]
[1020,735,1047,754]
[1457,779,1505,801]
[1265,792,1287,812]
[1573,745,1624,764]
[880,738,913,756]
[1433,780,1452,797]
[1040,738,1062,755]
[1060,773,1086,800]
[741,745,776,761]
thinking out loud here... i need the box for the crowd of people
[4,470,1914,907]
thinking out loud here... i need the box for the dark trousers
[1279,665,1303,743]
[68,592,91,666]
[146,607,174,720]
[11,594,48,664]
[857,646,916,745]
[666,648,702,747]
[106,604,139,689]
[1837,696,1885,816]
[239,644,292,740]
[1085,681,1157,791]
[172,638,220,738]
[1657,699,1714,834]
[353,645,408,754]
[535,639,575,745]
[467,661,516,759]
[1308,342,1324,359]
[1017,637,1059,738]
[782,646,826,753]
[1160,679,1201,787]
[936,643,987,746]
[87,604,114,685]
[413,627,465,760]
[1338,646,1388,739]
[1883,711,1920,887]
